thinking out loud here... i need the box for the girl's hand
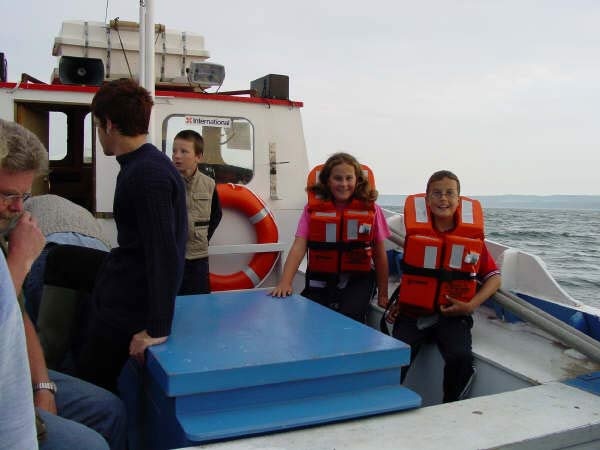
[386,300,401,324]
[377,292,389,308]
[439,295,474,316]
[269,284,293,298]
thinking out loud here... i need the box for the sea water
[485,208,600,308]
[382,205,600,308]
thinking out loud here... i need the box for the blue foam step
[176,384,421,442]
[130,291,422,449]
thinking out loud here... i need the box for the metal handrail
[492,288,600,364]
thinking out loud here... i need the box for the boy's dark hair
[91,78,153,136]
[309,152,378,203]
[426,170,461,195]
[174,129,204,156]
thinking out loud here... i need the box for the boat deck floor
[473,306,600,383]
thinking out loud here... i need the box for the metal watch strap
[32,381,57,394]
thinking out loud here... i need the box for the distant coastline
[378,194,600,210]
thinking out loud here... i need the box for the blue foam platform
[126,291,420,449]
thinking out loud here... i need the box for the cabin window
[48,112,68,161]
[163,115,254,184]
[83,113,93,164]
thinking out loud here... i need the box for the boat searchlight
[187,62,225,89]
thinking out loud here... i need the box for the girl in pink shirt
[270,152,390,323]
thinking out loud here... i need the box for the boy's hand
[440,295,474,316]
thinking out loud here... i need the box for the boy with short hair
[393,170,501,402]
[172,130,222,295]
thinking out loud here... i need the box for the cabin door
[15,102,96,212]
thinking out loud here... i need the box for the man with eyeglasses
[0,119,126,450]
[0,125,37,450]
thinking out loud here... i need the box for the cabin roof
[0,81,304,107]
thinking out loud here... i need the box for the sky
[2,0,600,195]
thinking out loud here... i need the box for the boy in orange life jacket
[270,152,390,323]
[392,170,501,402]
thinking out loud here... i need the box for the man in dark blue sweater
[75,79,187,392]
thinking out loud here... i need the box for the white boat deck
[473,306,600,384]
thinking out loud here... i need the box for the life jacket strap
[401,261,477,282]
[307,240,371,251]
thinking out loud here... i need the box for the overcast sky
[2,0,599,195]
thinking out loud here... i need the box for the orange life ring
[210,183,279,291]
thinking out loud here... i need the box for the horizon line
[379,193,600,197]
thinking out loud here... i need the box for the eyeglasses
[0,191,32,205]
[429,190,458,200]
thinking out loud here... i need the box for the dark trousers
[75,319,132,394]
[178,257,210,295]
[301,273,375,323]
[392,313,474,403]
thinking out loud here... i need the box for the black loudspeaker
[58,56,104,86]
[0,52,7,82]
[250,74,289,100]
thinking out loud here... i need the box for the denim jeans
[38,370,127,450]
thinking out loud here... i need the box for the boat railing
[495,246,580,307]
[492,288,600,363]
[207,242,287,255]
[208,242,288,289]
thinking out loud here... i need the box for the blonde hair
[0,119,49,174]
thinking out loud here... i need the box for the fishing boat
[2,3,600,449]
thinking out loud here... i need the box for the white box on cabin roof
[52,20,210,82]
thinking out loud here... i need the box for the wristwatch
[32,381,58,395]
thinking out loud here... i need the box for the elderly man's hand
[7,212,45,277]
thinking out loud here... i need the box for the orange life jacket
[306,164,376,274]
[398,193,485,312]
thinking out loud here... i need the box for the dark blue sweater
[93,143,187,337]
